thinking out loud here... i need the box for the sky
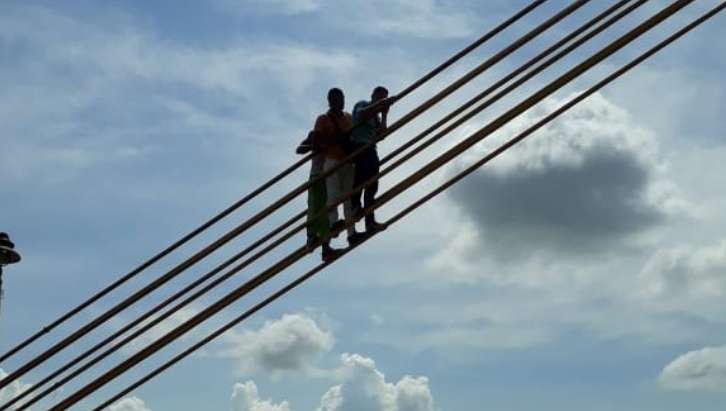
[1,0,726,410]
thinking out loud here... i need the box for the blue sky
[1,1,726,410]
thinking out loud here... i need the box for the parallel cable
[48,2,698,408]
[0,0,574,389]
[380,0,645,166]
[0,0,547,367]
[4,3,622,408]
[92,4,725,409]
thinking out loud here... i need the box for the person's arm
[356,95,399,122]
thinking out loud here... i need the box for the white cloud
[634,240,726,323]
[317,353,434,411]
[659,346,726,392]
[638,240,726,300]
[440,92,684,266]
[232,381,292,411]
[107,396,153,411]
[218,313,334,374]
[0,369,32,410]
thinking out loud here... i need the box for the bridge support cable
[90,5,726,409]
[5,3,636,408]
[46,2,705,409]
[380,0,647,166]
[0,0,580,390]
[0,0,547,369]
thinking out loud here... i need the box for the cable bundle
[0,1,723,409]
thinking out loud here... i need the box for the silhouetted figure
[351,86,398,234]
[314,88,366,254]
[0,232,21,315]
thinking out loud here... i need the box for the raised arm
[355,95,399,123]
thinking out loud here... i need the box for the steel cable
[92,4,725,409]
[5,2,627,408]
[0,0,561,388]
[47,2,700,408]
[0,0,548,368]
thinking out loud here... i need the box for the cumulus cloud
[232,381,292,411]
[659,346,726,392]
[317,354,434,411]
[0,369,32,410]
[218,313,334,374]
[439,92,683,265]
[107,396,153,411]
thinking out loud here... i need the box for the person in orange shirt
[314,88,366,249]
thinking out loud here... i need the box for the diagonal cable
[91,4,725,409]
[0,0,548,367]
[0,0,581,389]
[2,2,636,408]
[46,1,700,408]
[0,0,568,388]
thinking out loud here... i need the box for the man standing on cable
[314,88,367,253]
[351,86,398,235]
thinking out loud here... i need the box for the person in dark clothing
[351,86,398,234]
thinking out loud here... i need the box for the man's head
[371,86,388,102]
[327,87,345,111]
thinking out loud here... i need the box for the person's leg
[351,145,365,217]
[324,158,341,225]
[340,163,357,237]
[307,175,330,247]
[357,149,383,231]
[363,150,379,227]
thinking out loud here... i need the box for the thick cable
[0,155,310,365]
[47,2,696,408]
[0,0,567,389]
[4,3,625,407]
[0,0,547,369]
[380,0,645,166]
[92,4,724,408]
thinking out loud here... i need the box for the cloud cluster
[659,345,726,392]
[229,354,435,411]
[317,354,434,411]
[232,381,292,411]
[218,314,335,374]
[444,92,679,263]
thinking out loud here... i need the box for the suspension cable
[4,3,622,408]
[46,2,699,408]
[92,5,725,409]
[0,0,548,367]
[0,0,578,389]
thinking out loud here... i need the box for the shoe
[321,246,344,263]
[365,220,387,235]
[330,219,345,238]
[347,231,367,247]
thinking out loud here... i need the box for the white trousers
[324,158,356,236]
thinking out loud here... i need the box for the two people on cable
[298,86,398,262]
